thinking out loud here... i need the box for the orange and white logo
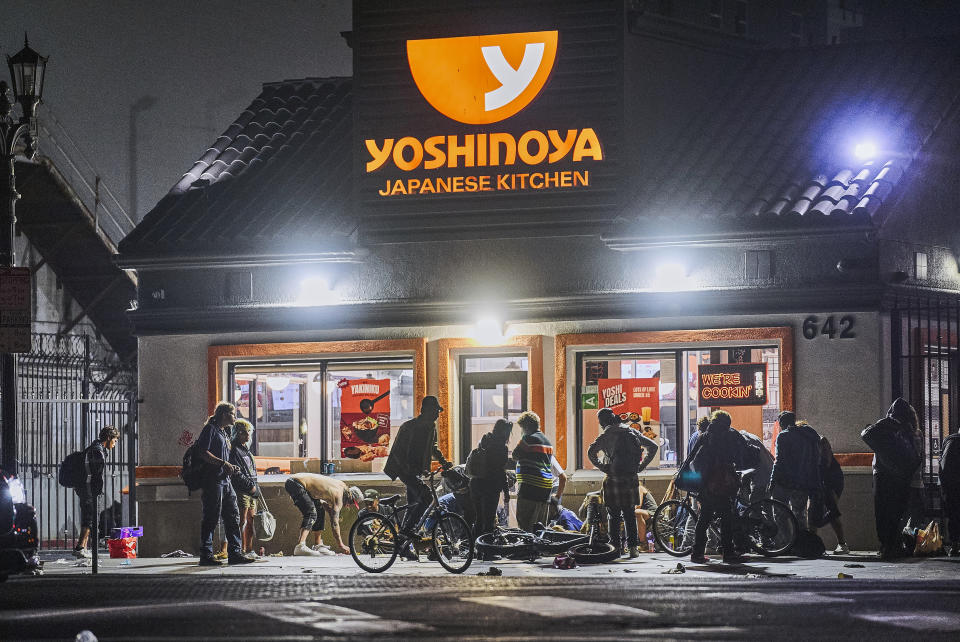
[407,31,558,124]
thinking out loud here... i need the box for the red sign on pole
[0,267,31,353]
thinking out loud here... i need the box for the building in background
[116,0,960,555]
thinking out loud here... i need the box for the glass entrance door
[459,366,527,463]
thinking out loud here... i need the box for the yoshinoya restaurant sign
[364,30,604,198]
[697,363,768,407]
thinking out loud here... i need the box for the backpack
[58,450,87,488]
[793,530,826,559]
[180,441,205,491]
[464,445,489,479]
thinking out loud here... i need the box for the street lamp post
[0,36,48,477]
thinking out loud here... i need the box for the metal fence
[889,293,960,514]
[13,332,137,550]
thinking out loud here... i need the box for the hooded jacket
[868,398,922,483]
[587,423,658,476]
[770,422,822,492]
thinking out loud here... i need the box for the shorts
[76,489,97,529]
[285,478,326,531]
[238,493,258,513]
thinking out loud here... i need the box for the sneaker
[628,546,640,559]
[73,548,92,559]
[228,553,256,564]
[213,551,228,561]
[311,544,331,553]
[293,543,325,557]
[722,554,748,564]
[690,553,709,564]
[833,543,850,555]
[950,545,960,558]
[198,556,225,566]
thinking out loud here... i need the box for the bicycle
[566,491,620,563]
[349,468,474,574]
[652,470,799,557]
[475,526,588,560]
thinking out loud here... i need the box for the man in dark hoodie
[940,430,960,556]
[690,410,746,564]
[769,411,822,532]
[588,408,658,557]
[469,419,512,553]
[862,398,922,560]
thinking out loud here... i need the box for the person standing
[863,398,921,560]
[690,411,746,564]
[940,430,960,556]
[383,395,451,535]
[284,472,362,556]
[769,412,822,531]
[229,419,259,557]
[588,408,658,558]
[818,436,849,554]
[739,429,774,504]
[196,402,252,566]
[72,426,120,559]
[469,419,512,547]
[512,411,554,532]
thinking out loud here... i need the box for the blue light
[853,140,877,160]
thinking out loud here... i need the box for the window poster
[338,378,391,460]
[598,378,661,468]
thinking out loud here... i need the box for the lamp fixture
[474,317,505,345]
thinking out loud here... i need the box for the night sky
[2,1,352,223]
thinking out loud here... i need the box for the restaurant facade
[117,0,960,555]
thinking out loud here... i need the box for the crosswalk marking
[855,612,960,632]
[461,595,656,617]
[225,601,432,634]
[702,591,853,605]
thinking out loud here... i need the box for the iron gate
[889,293,960,513]
[13,332,137,549]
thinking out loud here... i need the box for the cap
[421,395,444,412]
[363,489,380,500]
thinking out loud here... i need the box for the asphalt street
[3,562,960,640]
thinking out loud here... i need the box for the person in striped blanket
[512,411,554,532]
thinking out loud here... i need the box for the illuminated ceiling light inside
[265,376,290,391]
[853,140,877,160]
[652,261,689,291]
[298,276,341,306]
[474,317,505,345]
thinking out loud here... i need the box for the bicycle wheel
[349,512,399,573]
[744,498,798,556]
[652,499,698,557]
[568,541,619,564]
[475,529,535,555]
[432,512,474,574]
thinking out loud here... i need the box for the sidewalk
[37,550,960,581]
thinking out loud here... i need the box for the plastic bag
[914,520,944,556]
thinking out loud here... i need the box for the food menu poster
[598,378,661,468]
[339,378,391,460]
[598,378,660,422]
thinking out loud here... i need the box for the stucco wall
[137,311,885,467]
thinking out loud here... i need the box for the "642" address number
[802,315,855,340]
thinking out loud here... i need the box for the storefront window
[576,345,780,471]
[231,358,414,474]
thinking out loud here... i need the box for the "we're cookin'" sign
[697,363,768,407]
